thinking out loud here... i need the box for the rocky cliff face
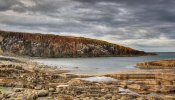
[0,30,152,58]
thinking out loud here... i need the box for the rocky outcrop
[0,30,154,58]
[136,60,175,69]
[107,70,159,80]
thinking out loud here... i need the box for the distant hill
[0,30,155,58]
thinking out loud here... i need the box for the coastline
[0,56,175,99]
[0,53,157,59]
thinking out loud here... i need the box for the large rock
[48,88,55,92]
[160,85,175,93]
[104,93,113,99]
[14,88,24,92]
[37,90,49,97]
[27,93,38,100]
[127,84,148,91]
[34,85,43,90]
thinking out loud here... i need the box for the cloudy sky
[0,0,175,52]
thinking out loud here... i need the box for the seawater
[35,52,175,74]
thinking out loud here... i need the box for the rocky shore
[0,57,175,100]
[136,60,175,69]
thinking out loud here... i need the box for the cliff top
[0,30,139,52]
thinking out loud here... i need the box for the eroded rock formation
[136,60,175,69]
[0,30,154,58]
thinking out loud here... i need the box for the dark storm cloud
[0,0,175,51]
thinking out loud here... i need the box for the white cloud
[18,0,36,7]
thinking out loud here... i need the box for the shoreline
[0,52,157,59]
[0,57,175,99]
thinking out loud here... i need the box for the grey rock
[48,88,55,92]
[27,93,38,100]
[2,93,11,98]
[37,90,49,97]
[14,88,24,92]
[34,85,42,90]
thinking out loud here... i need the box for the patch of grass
[0,86,8,92]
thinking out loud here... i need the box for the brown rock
[68,79,84,86]
[34,85,43,90]
[37,90,49,97]
[48,88,55,92]
[27,93,38,100]
[104,93,112,99]
[127,84,148,91]
[57,95,74,100]
[160,85,175,93]
[160,95,175,100]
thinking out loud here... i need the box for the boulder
[112,95,118,100]
[0,95,3,100]
[37,90,49,97]
[34,85,43,90]
[104,93,112,99]
[160,85,175,93]
[48,88,55,92]
[27,93,38,100]
[127,84,148,91]
[14,88,24,92]
[2,93,11,99]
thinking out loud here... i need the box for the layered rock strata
[0,30,154,58]
[136,60,175,69]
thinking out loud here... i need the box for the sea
[35,52,175,74]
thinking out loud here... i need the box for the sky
[0,0,175,52]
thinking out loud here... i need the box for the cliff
[0,30,153,58]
